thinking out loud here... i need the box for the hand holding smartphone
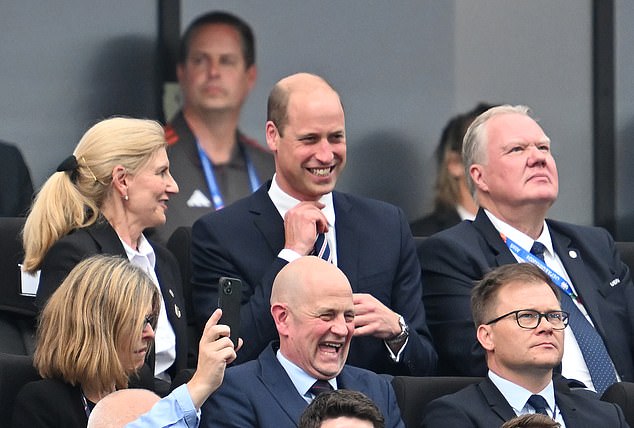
[217,277,242,347]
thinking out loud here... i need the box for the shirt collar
[488,370,556,416]
[276,349,337,399]
[120,233,156,269]
[268,174,335,228]
[484,209,554,257]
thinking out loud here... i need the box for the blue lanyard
[196,140,260,210]
[501,233,577,300]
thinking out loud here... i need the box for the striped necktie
[312,233,332,263]
[309,379,333,398]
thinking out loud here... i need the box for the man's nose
[314,139,334,163]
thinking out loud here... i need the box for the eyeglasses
[485,309,569,330]
[143,314,158,330]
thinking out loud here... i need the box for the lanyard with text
[196,140,260,210]
[501,233,578,300]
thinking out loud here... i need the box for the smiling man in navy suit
[201,257,404,428]
[191,72,436,376]
[419,105,634,394]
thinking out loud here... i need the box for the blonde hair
[22,117,166,272]
[34,254,159,393]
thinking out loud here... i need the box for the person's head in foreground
[298,389,385,428]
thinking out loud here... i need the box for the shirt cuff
[278,249,303,263]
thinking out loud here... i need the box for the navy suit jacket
[421,377,629,427]
[201,343,405,428]
[36,220,189,377]
[191,182,437,376]
[420,209,634,379]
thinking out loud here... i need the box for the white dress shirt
[121,234,176,381]
[489,370,565,427]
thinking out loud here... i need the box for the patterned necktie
[527,394,549,415]
[309,379,333,398]
[530,241,617,395]
[312,233,332,263]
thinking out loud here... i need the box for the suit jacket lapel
[479,378,518,422]
[332,192,359,289]
[85,219,127,255]
[249,182,285,255]
[473,209,518,266]
[553,380,581,426]
[548,224,606,335]
[258,345,308,426]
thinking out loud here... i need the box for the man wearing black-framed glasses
[422,263,629,428]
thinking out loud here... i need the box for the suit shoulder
[341,365,393,389]
[338,192,399,210]
[17,378,75,400]
[424,382,480,411]
[420,220,479,249]
[547,219,611,237]
[224,358,260,380]
[47,228,98,254]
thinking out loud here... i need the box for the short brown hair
[500,413,561,428]
[471,263,559,327]
[298,389,385,428]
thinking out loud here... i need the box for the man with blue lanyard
[419,104,634,395]
[156,11,275,243]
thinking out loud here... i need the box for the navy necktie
[530,241,617,395]
[527,394,549,415]
[312,233,332,263]
[309,379,333,398]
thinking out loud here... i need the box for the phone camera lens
[224,286,232,294]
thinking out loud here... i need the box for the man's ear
[271,303,290,336]
[265,121,280,152]
[470,164,488,193]
[477,324,495,352]
[111,165,128,198]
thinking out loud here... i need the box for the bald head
[87,389,160,428]
[271,256,352,308]
[267,73,341,136]
[271,256,355,378]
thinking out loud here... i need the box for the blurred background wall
[1,1,632,236]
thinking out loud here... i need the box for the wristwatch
[386,314,409,344]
